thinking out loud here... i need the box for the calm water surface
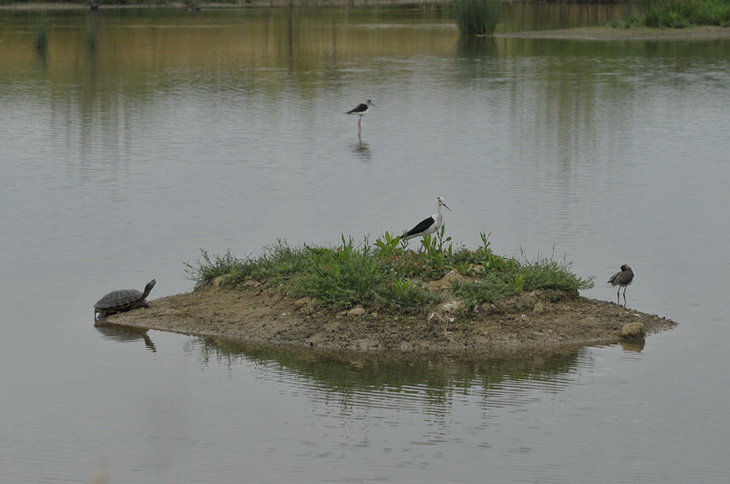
[2,5,730,483]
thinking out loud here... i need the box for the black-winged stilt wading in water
[347,100,375,128]
[404,196,452,240]
[608,264,634,307]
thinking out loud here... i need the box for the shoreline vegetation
[106,235,678,354]
[1,0,449,9]
[6,1,730,41]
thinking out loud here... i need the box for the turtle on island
[94,279,156,321]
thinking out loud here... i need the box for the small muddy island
[104,237,677,354]
[107,275,677,355]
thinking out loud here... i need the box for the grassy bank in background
[614,0,730,28]
[185,231,593,313]
[0,0,444,7]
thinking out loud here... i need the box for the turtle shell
[94,279,156,319]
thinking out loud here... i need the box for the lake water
[2,4,730,483]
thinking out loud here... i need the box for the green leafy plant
[379,279,439,311]
[510,274,525,293]
[374,231,405,257]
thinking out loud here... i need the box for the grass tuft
[291,237,383,310]
[452,254,591,306]
[378,278,442,311]
[184,240,311,287]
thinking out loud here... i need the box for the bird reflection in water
[351,135,371,161]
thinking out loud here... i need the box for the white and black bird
[404,196,452,240]
[608,264,634,307]
[347,99,375,128]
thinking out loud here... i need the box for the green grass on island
[185,230,594,314]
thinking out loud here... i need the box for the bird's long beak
[443,203,452,212]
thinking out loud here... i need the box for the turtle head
[143,279,157,298]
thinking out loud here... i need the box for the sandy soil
[105,278,677,356]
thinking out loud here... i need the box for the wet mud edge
[105,286,678,356]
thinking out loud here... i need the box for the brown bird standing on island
[608,264,634,307]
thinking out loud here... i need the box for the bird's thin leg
[623,287,628,307]
[617,288,620,305]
